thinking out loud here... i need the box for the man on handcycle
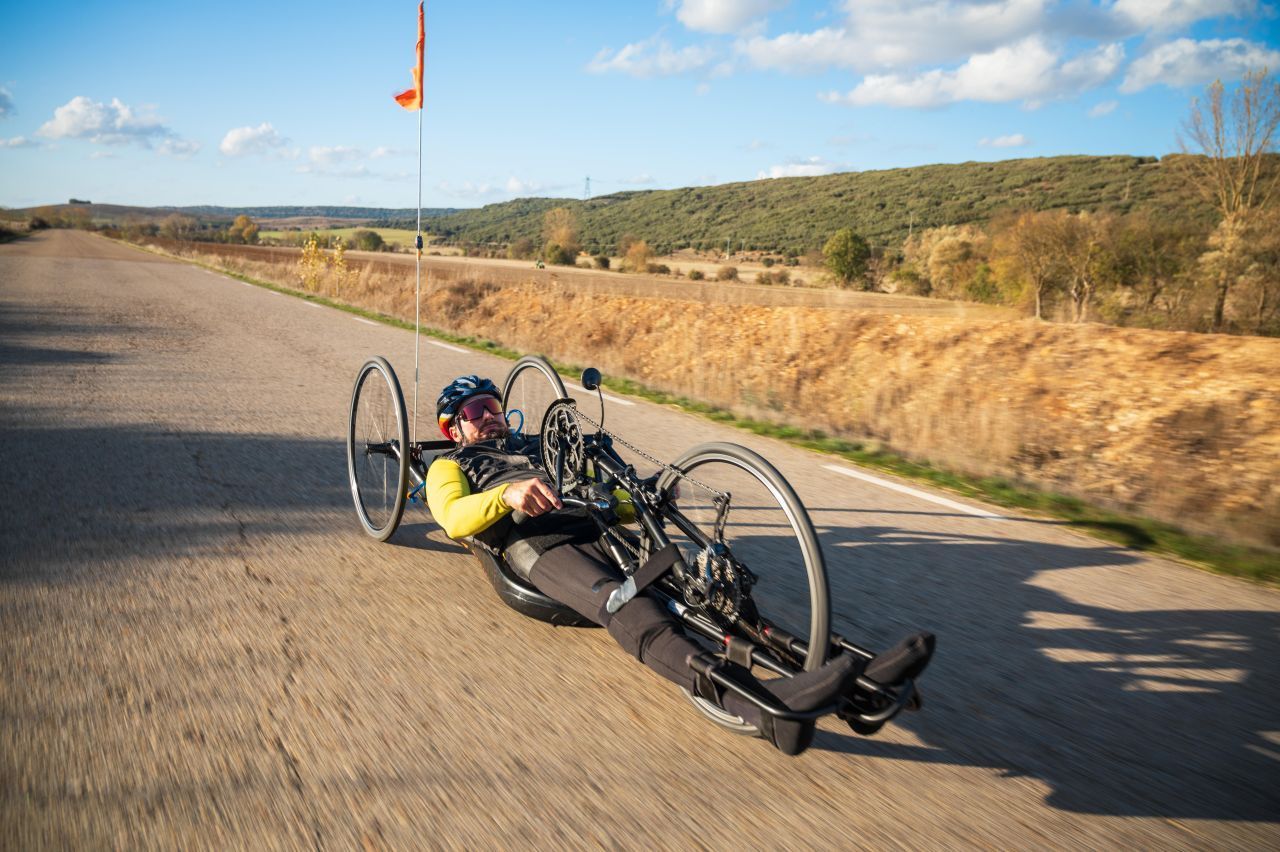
[426,375,932,755]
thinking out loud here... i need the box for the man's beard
[461,422,510,445]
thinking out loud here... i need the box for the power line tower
[583,176,591,201]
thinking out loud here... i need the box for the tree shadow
[807,520,1280,821]
[0,302,149,369]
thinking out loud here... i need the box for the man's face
[448,394,509,446]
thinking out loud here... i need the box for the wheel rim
[502,357,566,440]
[349,362,407,535]
[667,450,829,672]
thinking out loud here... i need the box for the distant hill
[384,155,1221,253]
[0,203,456,224]
[4,154,1253,253]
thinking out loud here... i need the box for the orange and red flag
[393,2,425,110]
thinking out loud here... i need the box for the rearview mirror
[581,367,601,391]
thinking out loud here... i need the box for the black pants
[528,541,706,692]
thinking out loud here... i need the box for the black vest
[444,435,596,558]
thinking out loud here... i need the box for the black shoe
[864,631,935,685]
[716,653,861,756]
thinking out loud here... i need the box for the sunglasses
[456,396,504,423]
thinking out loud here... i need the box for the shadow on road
[812,520,1279,822]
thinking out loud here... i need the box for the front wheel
[657,443,831,729]
[347,356,410,541]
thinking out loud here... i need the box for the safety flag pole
[394,1,426,443]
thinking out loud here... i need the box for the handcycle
[346,353,928,746]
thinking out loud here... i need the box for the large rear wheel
[347,356,410,541]
[501,355,567,439]
[657,442,830,730]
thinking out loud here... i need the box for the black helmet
[436,375,500,437]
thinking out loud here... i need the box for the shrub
[351,229,385,252]
[889,266,929,296]
[542,241,575,265]
[762,257,775,268]
[508,236,536,260]
[624,239,652,273]
[688,269,705,281]
[772,267,790,285]
[28,216,50,230]
[823,228,871,287]
[594,254,610,270]
[757,271,773,285]
[717,265,738,281]
[646,263,670,274]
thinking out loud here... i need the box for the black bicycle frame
[372,429,917,731]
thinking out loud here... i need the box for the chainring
[539,400,586,490]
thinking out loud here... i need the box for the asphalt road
[3,230,1278,849]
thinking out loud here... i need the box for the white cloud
[89,150,117,160]
[618,173,656,185]
[674,0,790,34]
[437,177,565,199]
[37,96,186,149]
[823,37,1122,107]
[1089,99,1118,117]
[979,133,1030,147]
[308,145,364,165]
[757,155,842,178]
[505,176,552,194]
[0,136,36,148]
[370,146,411,159]
[587,35,716,77]
[0,87,13,118]
[739,0,1052,73]
[1111,0,1257,31]
[219,122,294,158]
[436,180,500,198]
[1120,38,1280,92]
[737,27,859,72]
[157,138,200,157]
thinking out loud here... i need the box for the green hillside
[395,155,1214,253]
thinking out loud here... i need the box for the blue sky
[2,0,1277,210]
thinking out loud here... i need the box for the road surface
[3,230,1277,849]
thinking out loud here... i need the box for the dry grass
[153,239,1280,549]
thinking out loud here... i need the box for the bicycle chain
[560,400,730,500]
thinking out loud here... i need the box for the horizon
[2,1,1277,210]
[2,152,1181,214]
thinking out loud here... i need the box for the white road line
[429,340,468,353]
[303,301,324,309]
[600,393,635,406]
[822,464,1003,519]
[353,317,379,327]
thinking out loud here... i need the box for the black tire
[501,355,567,440]
[347,356,410,541]
[658,443,830,730]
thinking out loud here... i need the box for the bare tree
[1178,68,1280,331]
[1048,211,1112,323]
[991,211,1064,319]
[542,207,579,253]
